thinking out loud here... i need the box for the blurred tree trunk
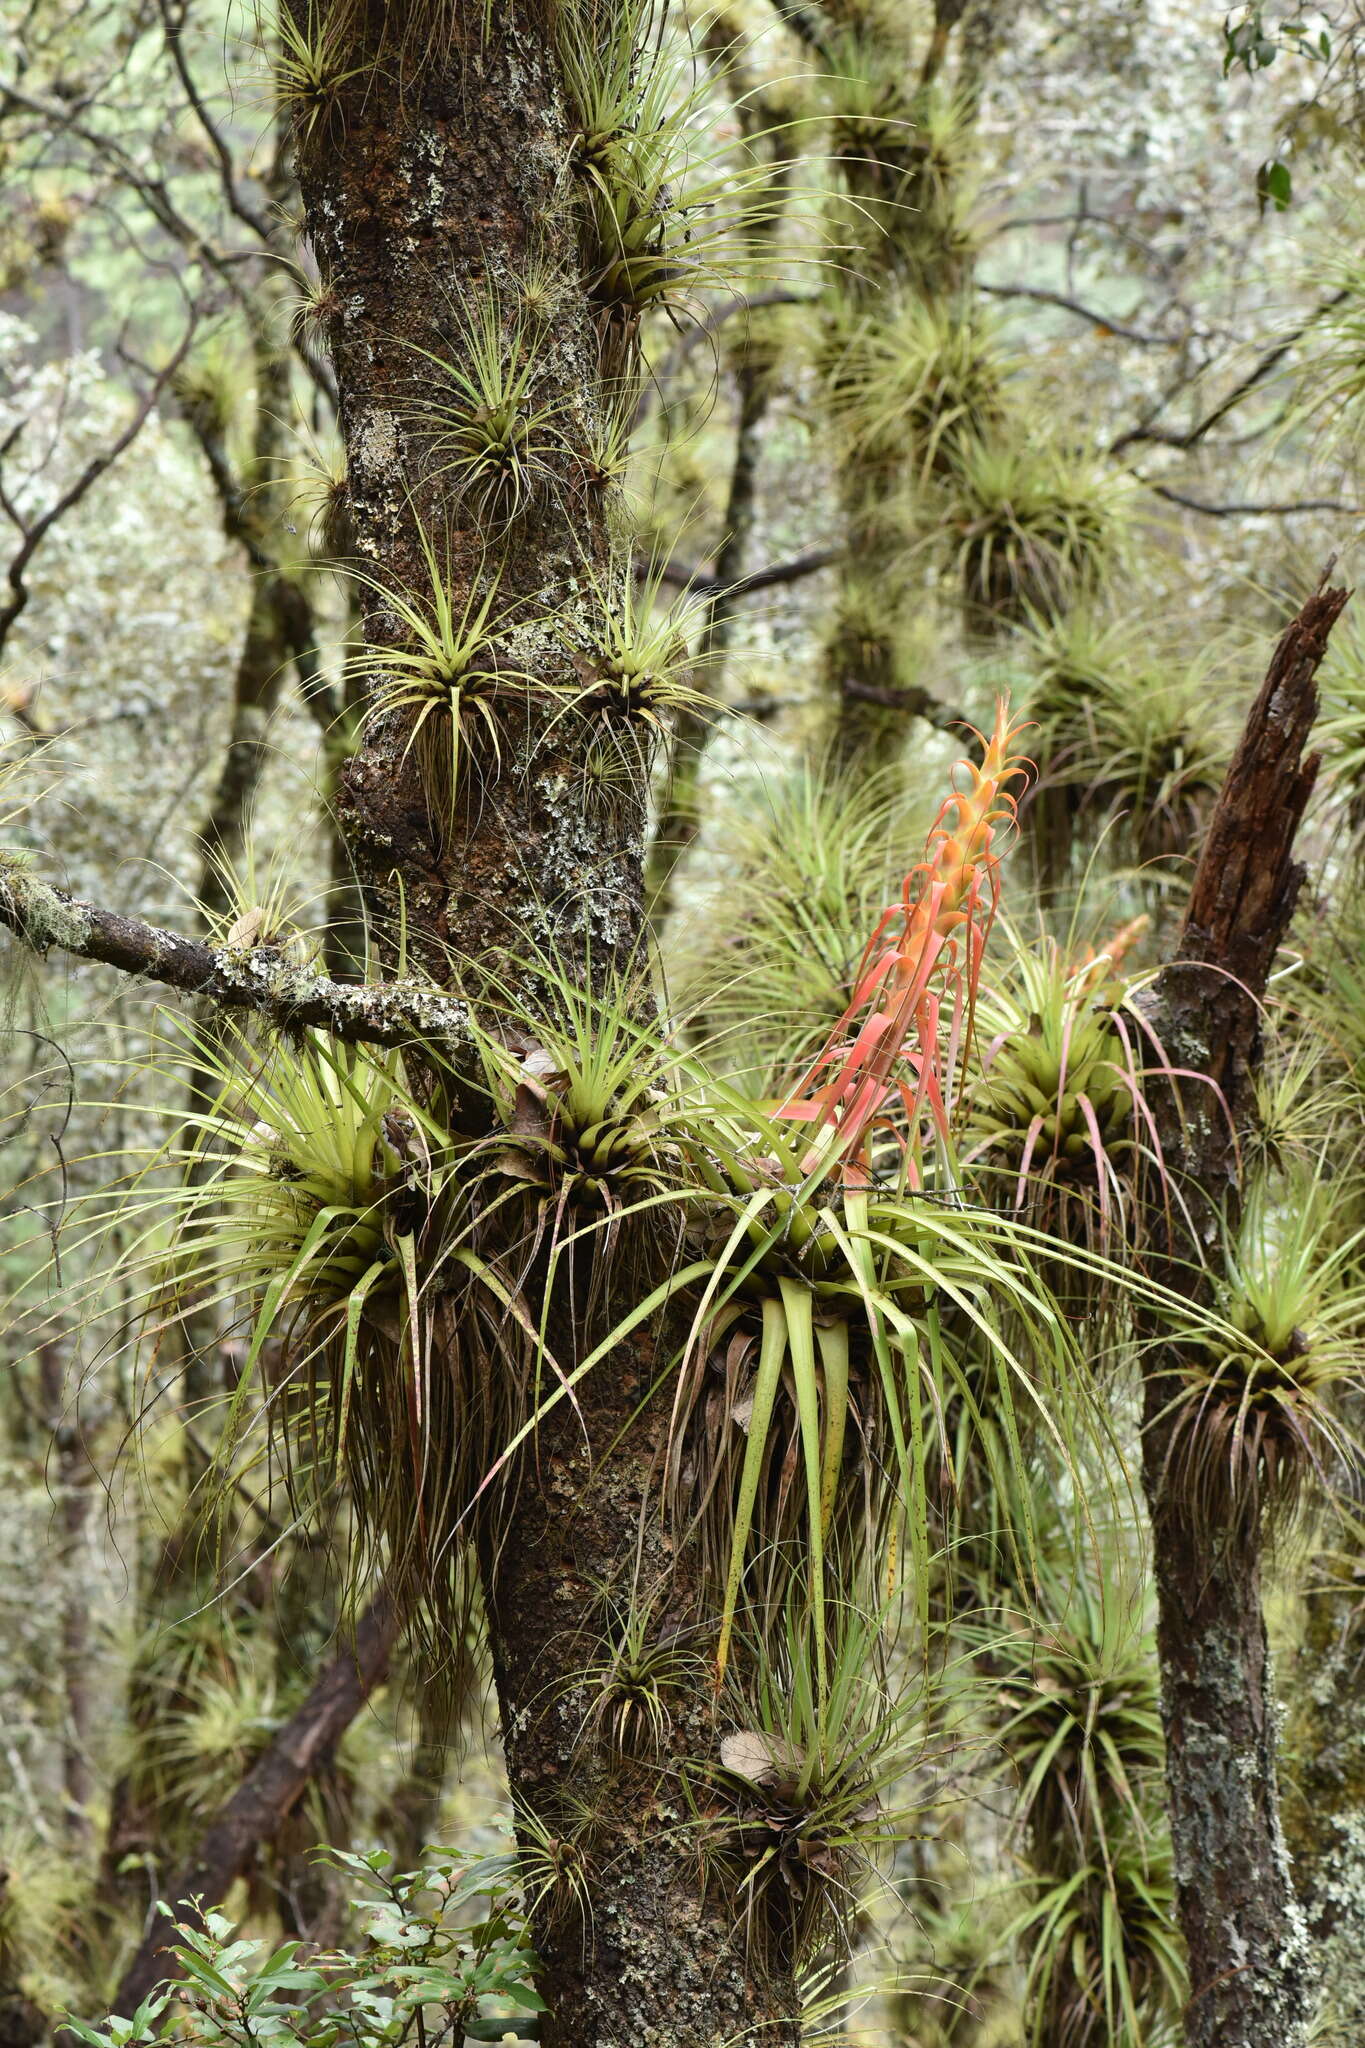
[37,1338,96,1848]
[1137,582,1346,2048]
[822,0,994,762]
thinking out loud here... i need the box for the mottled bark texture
[1138,581,1348,2048]
[1283,1555,1365,2041]
[288,6,801,2040]
[110,1594,399,2017]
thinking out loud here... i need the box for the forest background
[4,3,1365,2046]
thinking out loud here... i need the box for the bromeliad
[773,699,1031,1185]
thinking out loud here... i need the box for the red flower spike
[775,700,1032,1183]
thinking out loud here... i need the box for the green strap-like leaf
[716,1293,789,1684]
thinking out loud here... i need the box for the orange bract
[775,699,1032,1181]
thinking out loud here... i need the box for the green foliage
[984,1538,1184,2047]
[62,1845,543,2048]
[825,295,1010,480]
[0,1823,91,2013]
[948,437,1132,632]
[676,755,919,1088]
[347,521,535,812]
[554,550,718,734]
[708,1597,922,1964]
[265,1,369,141]
[408,291,563,524]
[1018,606,1233,864]
[556,0,794,334]
[1158,1168,1365,1540]
[964,916,1152,1260]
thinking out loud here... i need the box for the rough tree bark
[1138,578,1348,2048]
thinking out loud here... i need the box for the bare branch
[978,279,1177,348]
[156,0,274,249]
[1146,481,1359,519]
[1110,288,1350,456]
[0,322,198,661]
[652,545,839,599]
[0,866,472,1052]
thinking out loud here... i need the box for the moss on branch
[0,865,471,1052]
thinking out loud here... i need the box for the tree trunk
[289,5,802,2037]
[1138,579,1347,2048]
[1283,1554,1365,2038]
[37,1338,96,1848]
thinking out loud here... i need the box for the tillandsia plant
[407,289,565,526]
[556,0,798,352]
[1155,1165,1365,1544]
[344,517,536,823]
[659,704,1094,1686]
[1016,605,1233,872]
[947,435,1133,635]
[823,294,1010,485]
[972,1530,1184,2048]
[675,753,921,1089]
[963,914,1154,1258]
[552,547,721,740]
[703,1595,928,1968]
[89,1013,532,1633]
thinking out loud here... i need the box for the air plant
[664,705,1090,1684]
[822,29,984,283]
[1017,606,1232,867]
[1315,601,1365,831]
[556,0,794,340]
[470,948,685,1234]
[948,436,1131,634]
[345,521,536,813]
[821,21,917,177]
[983,1539,1182,2048]
[170,330,254,453]
[0,1823,91,2015]
[92,1013,524,1639]
[963,916,1152,1257]
[569,1593,705,1757]
[1158,1167,1365,1541]
[463,706,1082,1701]
[675,753,919,1089]
[824,295,1010,481]
[290,427,354,561]
[705,1596,924,1965]
[553,551,718,739]
[1001,1828,1183,2048]
[407,292,563,523]
[265,0,369,141]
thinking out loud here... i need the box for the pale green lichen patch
[0,871,94,959]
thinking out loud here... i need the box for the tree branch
[1110,289,1350,456]
[109,1593,401,2018]
[1146,481,1359,519]
[0,866,472,1051]
[653,546,839,600]
[0,323,197,660]
[978,279,1177,348]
